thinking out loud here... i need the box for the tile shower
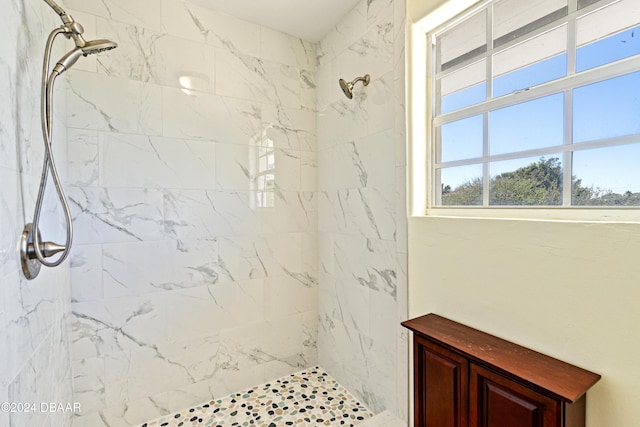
[0,0,407,426]
[1,1,74,427]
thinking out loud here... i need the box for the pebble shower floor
[140,367,374,427]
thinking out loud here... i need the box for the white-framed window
[426,0,640,212]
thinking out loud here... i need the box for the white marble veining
[100,133,216,190]
[317,0,408,419]
[64,1,320,425]
[72,292,168,360]
[163,190,256,240]
[3,1,407,426]
[1,1,74,427]
[67,129,100,188]
[160,0,262,56]
[260,27,317,69]
[101,239,220,297]
[215,49,303,109]
[67,71,163,135]
[68,187,165,245]
[162,86,261,142]
[64,0,163,32]
[263,105,317,151]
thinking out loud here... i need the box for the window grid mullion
[429,33,442,207]
[434,132,640,169]
[483,119,490,207]
[563,0,578,206]
[483,3,493,206]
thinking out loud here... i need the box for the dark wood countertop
[402,313,601,403]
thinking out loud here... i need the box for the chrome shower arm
[42,0,88,49]
[43,0,66,16]
[351,76,370,85]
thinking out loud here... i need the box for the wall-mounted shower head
[339,74,371,99]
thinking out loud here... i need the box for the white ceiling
[189,0,361,42]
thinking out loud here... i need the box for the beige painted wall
[407,0,449,22]
[408,216,640,426]
[407,0,640,424]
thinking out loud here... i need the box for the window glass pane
[437,9,486,71]
[577,0,640,58]
[439,164,483,206]
[441,60,486,113]
[573,72,640,143]
[494,54,566,97]
[577,25,640,71]
[493,0,567,47]
[573,143,640,206]
[442,82,486,114]
[489,93,564,155]
[440,115,484,163]
[489,156,563,205]
[577,0,600,9]
[265,174,275,190]
[257,191,275,208]
[493,26,567,97]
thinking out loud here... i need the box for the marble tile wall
[316,0,408,420]
[2,0,407,425]
[62,0,319,425]
[0,1,74,427]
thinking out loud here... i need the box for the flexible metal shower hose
[30,27,74,267]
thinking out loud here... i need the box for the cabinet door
[414,336,468,427]
[470,363,561,427]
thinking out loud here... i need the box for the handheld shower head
[52,39,117,75]
[43,0,117,75]
[339,74,371,99]
[52,47,83,74]
[80,39,118,56]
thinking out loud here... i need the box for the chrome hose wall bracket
[20,223,67,279]
[20,224,42,280]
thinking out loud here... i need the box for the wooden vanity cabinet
[402,314,601,427]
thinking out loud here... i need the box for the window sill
[423,207,640,224]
